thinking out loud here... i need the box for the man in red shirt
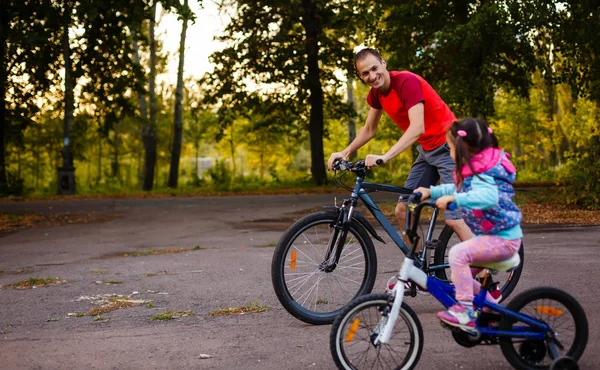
[327,48,472,243]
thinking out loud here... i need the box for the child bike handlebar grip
[376,159,384,166]
[448,202,457,211]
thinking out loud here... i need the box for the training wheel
[550,356,579,370]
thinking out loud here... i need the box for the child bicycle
[271,159,524,325]
[329,194,588,370]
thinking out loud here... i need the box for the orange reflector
[345,319,360,342]
[290,250,296,271]
[536,306,564,317]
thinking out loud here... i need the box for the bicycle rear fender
[323,206,386,244]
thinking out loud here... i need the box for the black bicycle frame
[329,172,447,272]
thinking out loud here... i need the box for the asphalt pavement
[0,193,598,370]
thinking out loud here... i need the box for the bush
[204,160,232,191]
[0,172,25,197]
[558,134,600,209]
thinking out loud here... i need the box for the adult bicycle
[271,159,524,325]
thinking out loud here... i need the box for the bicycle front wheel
[432,225,524,302]
[330,294,423,370]
[271,211,377,325]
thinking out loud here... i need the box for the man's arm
[328,107,383,169]
[343,107,383,156]
[381,102,424,162]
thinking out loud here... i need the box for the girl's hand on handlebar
[436,195,456,211]
[413,187,431,200]
[365,154,385,168]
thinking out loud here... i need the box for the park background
[2,0,599,211]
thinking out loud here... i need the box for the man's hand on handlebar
[365,154,386,168]
[328,152,348,170]
[413,187,431,200]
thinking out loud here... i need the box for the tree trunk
[168,0,189,188]
[301,0,326,186]
[142,4,158,191]
[194,138,200,178]
[62,6,74,169]
[346,74,357,160]
[34,131,40,188]
[58,1,76,195]
[229,135,236,178]
[0,1,7,194]
[111,123,120,182]
[131,29,148,188]
[96,135,102,185]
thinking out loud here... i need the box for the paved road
[1,193,599,370]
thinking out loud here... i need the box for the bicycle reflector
[346,319,361,342]
[290,250,296,271]
[536,306,564,317]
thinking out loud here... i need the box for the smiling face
[355,53,390,92]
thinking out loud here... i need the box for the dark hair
[447,117,499,188]
[354,48,383,70]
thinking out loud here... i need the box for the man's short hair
[354,48,383,70]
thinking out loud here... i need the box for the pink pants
[448,235,521,302]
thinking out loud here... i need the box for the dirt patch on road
[0,211,123,237]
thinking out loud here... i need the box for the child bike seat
[469,253,520,272]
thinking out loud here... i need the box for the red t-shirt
[366,71,456,150]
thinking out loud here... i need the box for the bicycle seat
[469,253,520,272]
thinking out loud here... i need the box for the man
[327,48,473,243]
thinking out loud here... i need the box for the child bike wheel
[330,294,423,370]
[271,211,377,325]
[499,287,588,370]
[432,225,524,302]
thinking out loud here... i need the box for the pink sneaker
[386,277,428,295]
[438,304,478,330]
[488,287,502,303]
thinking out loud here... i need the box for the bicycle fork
[321,200,354,272]
[375,257,429,345]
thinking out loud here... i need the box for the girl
[415,117,522,331]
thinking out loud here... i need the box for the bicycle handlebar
[332,158,366,172]
[427,200,458,211]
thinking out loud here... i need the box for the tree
[1,0,62,195]
[551,1,600,103]
[375,0,537,118]
[206,0,375,185]
[168,0,194,188]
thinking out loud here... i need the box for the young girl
[415,117,522,331]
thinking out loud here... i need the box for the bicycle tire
[432,225,524,302]
[271,211,377,325]
[330,293,423,370]
[499,287,588,370]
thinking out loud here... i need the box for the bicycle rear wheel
[499,287,588,370]
[432,225,524,302]
[271,211,377,325]
[330,294,423,370]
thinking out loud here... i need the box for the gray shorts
[400,143,462,220]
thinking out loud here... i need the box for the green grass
[209,302,269,316]
[11,277,62,289]
[97,280,122,285]
[150,310,194,321]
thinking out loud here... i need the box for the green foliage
[375,0,537,117]
[204,160,232,190]
[0,171,25,196]
[2,0,599,200]
[559,134,600,209]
